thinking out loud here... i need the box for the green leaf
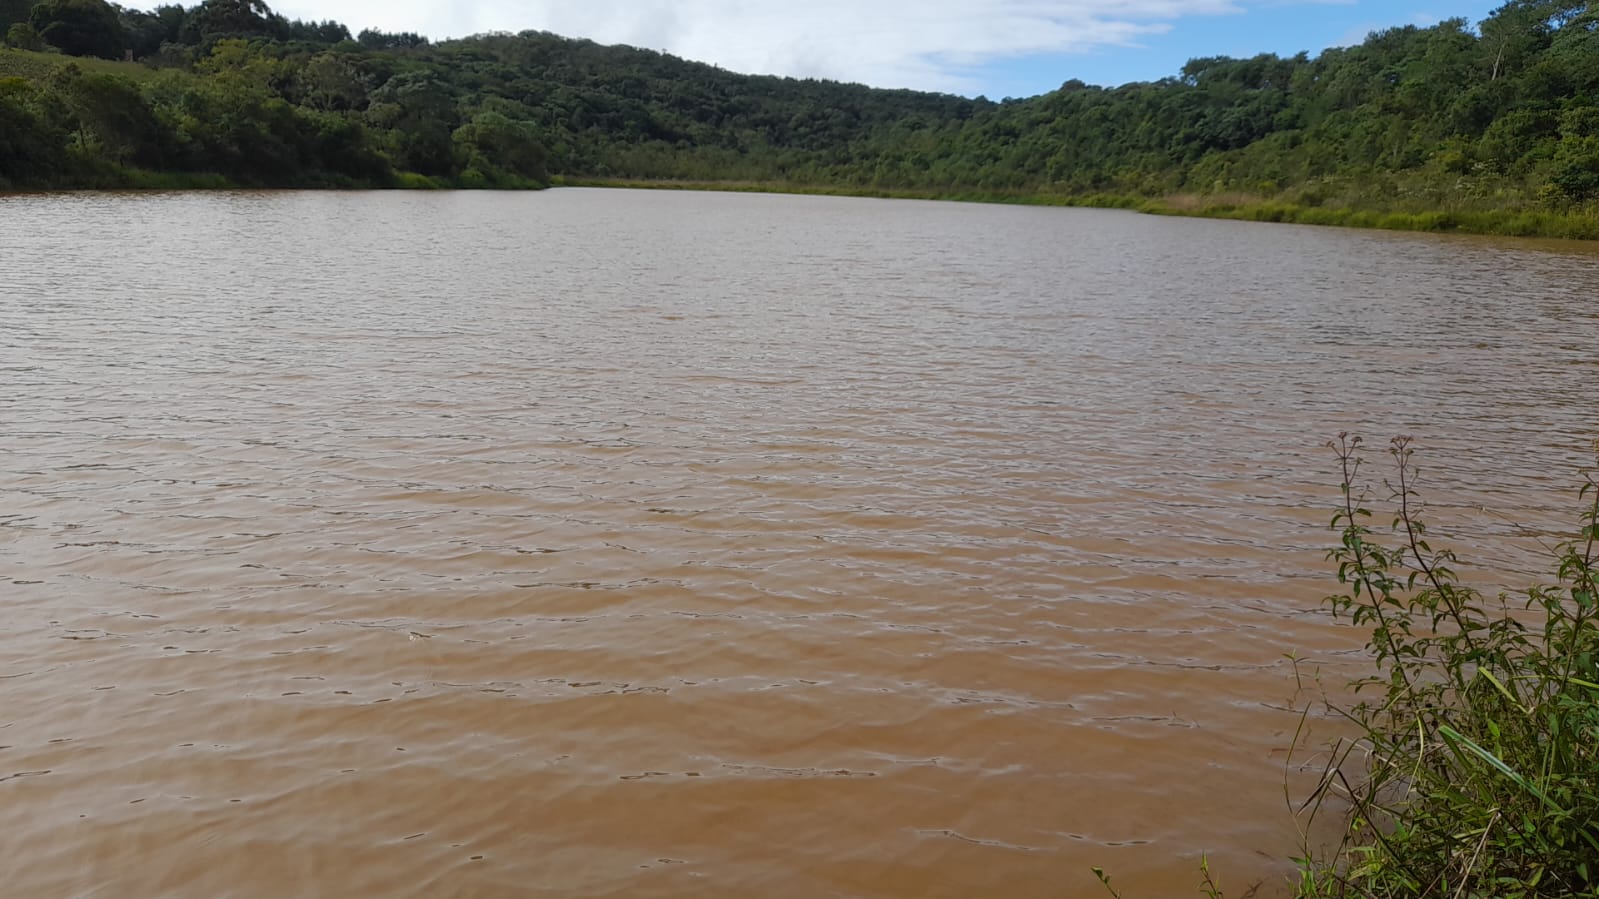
[1438,725,1566,815]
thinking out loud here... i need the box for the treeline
[3,0,1598,219]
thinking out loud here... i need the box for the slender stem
[1333,434,1412,694]
[1392,437,1480,663]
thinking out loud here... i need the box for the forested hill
[4,0,1599,231]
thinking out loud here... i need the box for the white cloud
[270,0,1321,93]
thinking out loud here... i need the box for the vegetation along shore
[4,0,1599,238]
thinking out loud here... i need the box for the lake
[2,188,1596,897]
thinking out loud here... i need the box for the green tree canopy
[29,0,127,58]
[55,68,164,164]
[454,111,549,182]
[5,21,45,49]
[356,28,426,51]
[186,0,274,41]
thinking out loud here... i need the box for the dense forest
[3,0,1599,229]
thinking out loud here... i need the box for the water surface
[2,188,1596,897]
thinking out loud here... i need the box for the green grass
[0,46,168,83]
[550,175,981,201]
[116,169,236,189]
[550,177,1170,213]
[1139,198,1599,240]
[551,177,1599,240]
[392,171,448,190]
[0,162,238,192]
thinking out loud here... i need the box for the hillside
[4,0,1599,235]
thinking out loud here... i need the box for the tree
[301,109,391,182]
[59,70,163,164]
[453,111,549,181]
[283,18,349,44]
[1478,0,1586,79]
[356,28,427,51]
[294,51,369,111]
[149,4,187,44]
[29,0,127,58]
[5,21,44,50]
[185,0,274,42]
[0,76,67,187]
[119,7,174,58]
[0,0,33,30]
[1543,4,1599,91]
[367,71,457,174]
[1547,107,1599,201]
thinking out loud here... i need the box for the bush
[6,21,44,50]
[1297,435,1599,898]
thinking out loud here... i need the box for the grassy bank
[551,176,1599,241]
[0,167,547,193]
[548,176,1094,206]
[1137,193,1599,241]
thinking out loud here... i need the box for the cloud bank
[273,0,1278,93]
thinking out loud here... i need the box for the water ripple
[2,188,1597,897]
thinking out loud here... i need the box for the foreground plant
[1296,435,1599,897]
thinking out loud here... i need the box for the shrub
[6,21,44,50]
[1297,435,1599,898]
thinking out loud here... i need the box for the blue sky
[279,0,1507,98]
[976,1,1504,98]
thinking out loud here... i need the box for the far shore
[8,174,1599,242]
[551,176,1599,241]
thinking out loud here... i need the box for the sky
[271,0,1507,98]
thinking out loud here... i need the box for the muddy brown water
[2,188,1597,897]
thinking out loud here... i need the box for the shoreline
[552,176,1599,241]
[8,173,1599,241]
